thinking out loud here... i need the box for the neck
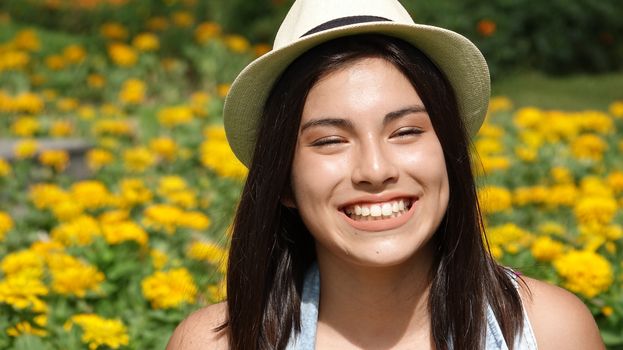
[315,244,435,347]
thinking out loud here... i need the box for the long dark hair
[224,34,525,350]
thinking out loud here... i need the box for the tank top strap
[286,264,538,349]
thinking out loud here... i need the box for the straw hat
[224,0,489,167]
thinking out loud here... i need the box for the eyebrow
[300,104,427,133]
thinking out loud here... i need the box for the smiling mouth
[341,198,415,221]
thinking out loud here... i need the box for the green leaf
[10,335,53,350]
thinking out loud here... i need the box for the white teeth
[370,204,382,217]
[361,206,370,216]
[355,205,362,216]
[381,203,393,216]
[343,198,413,221]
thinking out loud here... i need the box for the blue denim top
[286,263,538,349]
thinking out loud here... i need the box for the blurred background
[0,0,621,349]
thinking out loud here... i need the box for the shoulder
[166,302,229,350]
[517,276,605,350]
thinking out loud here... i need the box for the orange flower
[477,19,496,37]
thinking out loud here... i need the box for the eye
[391,127,423,139]
[310,136,346,147]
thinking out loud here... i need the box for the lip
[338,195,418,232]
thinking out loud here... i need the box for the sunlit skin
[287,58,449,347]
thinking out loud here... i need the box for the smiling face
[289,57,450,268]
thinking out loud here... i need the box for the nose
[351,138,398,188]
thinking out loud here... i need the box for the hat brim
[224,21,489,167]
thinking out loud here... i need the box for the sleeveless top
[285,263,538,350]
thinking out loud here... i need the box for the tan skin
[167,59,605,350]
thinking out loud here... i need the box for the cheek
[290,152,347,207]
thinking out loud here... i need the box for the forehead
[302,57,423,123]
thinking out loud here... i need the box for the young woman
[168,1,605,349]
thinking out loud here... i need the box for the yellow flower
[475,137,504,156]
[11,116,40,136]
[51,215,101,246]
[100,22,128,40]
[223,34,250,53]
[101,220,148,246]
[0,211,13,241]
[157,106,194,127]
[39,149,70,171]
[150,249,168,270]
[514,146,538,163]
[7,321,48,337]
[141,268,197,309]
[149,137,177,161]
[479,156,510,174]
[513,186,548,206]
[0,158,11,176]
[157,175,188,196]
[86,148,115,170]
[87,73,106,88]
[171,11,194,27]
[478,186,512,214]
[190,91,211,117]
[575,110,613,134]
[132,32,159,51]
[119,78,146,104]
[574,196,617,226]
[63,44,87,64]
[66,314,129,350]
[487,223,534,255]
[51,199,84,222]
[108,43,138,67]
[477,123,504,139]
[29,183,69,209]
[71,180,112,210]
[200,126,247,180]
[609,100,623,118]
[123,146,156,172]
[570,134,607,161]
[488,96,513,114]
[513,107,543,129]
[544,184,578,208]
[50,120,74,137]
[118,178,152,208]
[0,274,48,310]
[601,306,614,317]
[217,83,230,98]
[580,176,613,197]
[0,50,30,71]
[553,250,613,298]
[92,119,134,137]
[1,249,45,278]
[57,97,79,112]
[45,54,66,70]
[187,241,227,272]
[550,166,573,184]
[50,257,105,297]
[14,139,38,159]
[530,236,565,262]
[538,221,566,236]
[142,204,183,234]
[194,22,221,44]
[13,29,40,51]
[178,211,211,230]
[606,171,623,194]
[78,105,96,120]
